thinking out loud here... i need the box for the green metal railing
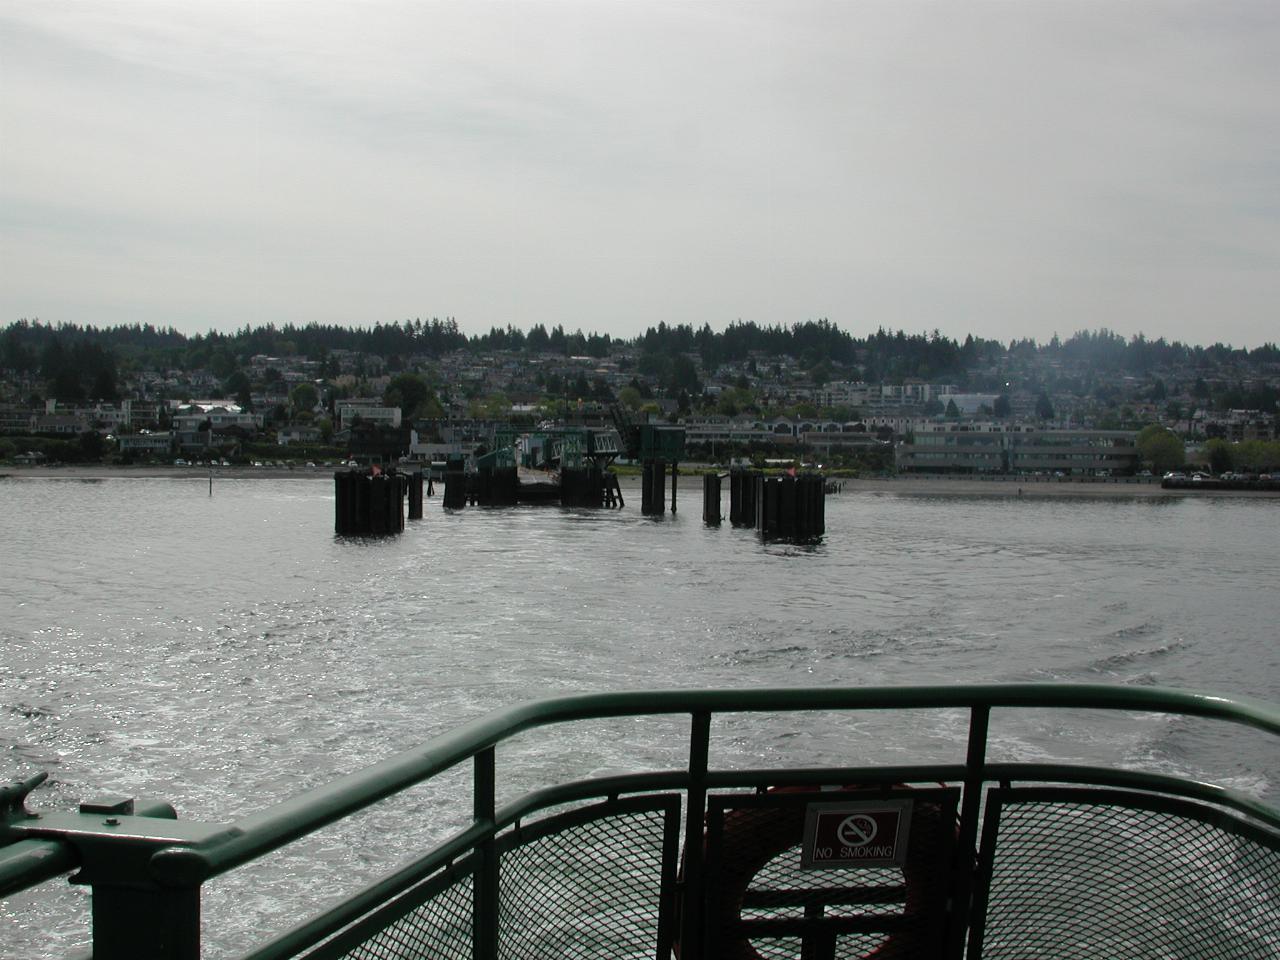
[3,684,1279,959]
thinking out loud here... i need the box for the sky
[2,1,1278,348]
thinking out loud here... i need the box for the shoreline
[0,464,330,481]
[2,464,1277,498]
[833,476,1279,498]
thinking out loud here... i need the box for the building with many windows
[896,424,1139,475]
[117,432,174,457]
[336,399,402,430]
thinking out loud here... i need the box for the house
[277,426,322,446]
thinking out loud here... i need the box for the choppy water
[1,477,1277,957]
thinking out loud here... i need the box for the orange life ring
[690,786,949,960]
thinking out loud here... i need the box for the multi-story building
[811,381,959,412]
[172,402,263,432]
[1200,410,1276,443]
[32,414,84,435]
[122,399,163,428]
[896,424,1139,475]
[336,399,402,430]
[118,432,174,457]
[0,405,35,433]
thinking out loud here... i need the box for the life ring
[687,786,949,960]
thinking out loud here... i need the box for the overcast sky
[2,1,1277,348]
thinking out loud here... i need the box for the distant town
[2,318,1277,477]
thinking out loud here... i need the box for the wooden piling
[605,472,624,508]
[475,467,494,506]
[560,467,582,507]
[443,463,467,509]
[641,458,666,515]
[730,469,760,526]
[335,470,354,533]
[408,471,424,519]
[703,473,721,525]
[497,466,518,505]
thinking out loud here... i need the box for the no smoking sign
[801,799,912,869]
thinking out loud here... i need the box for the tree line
[3,316,1277,408]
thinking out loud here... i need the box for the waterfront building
[117,431,174,456]
[799,429,892,456]
[0,404,36,433]
[896,424,1140,475]
[172,402,263,432]
[31,414,83,435]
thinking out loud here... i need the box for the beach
[832,475,1280,498]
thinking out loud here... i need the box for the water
[1,477,1278,957]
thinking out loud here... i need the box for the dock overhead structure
[439,428,624,510]
[517,427,625,471]
[632,424,686,516]
[4,684,1277,960]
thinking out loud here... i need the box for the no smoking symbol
[837,814,878,846]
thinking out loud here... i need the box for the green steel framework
[2,684,1279,959]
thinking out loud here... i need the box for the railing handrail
[147,683,1280,885]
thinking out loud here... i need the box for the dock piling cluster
[715,469,825,540]
[472,467,520,506]
[334,460,822,539]
[755,474,825,539]
[334,469,410,535]
[560,466,624,507]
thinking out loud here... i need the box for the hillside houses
[2,320,1277,471]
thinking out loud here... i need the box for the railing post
[679,711,711,960]
[473,748,498,960]
[950,704,990,958]
[41,797,208,960]
[88,883,201,960]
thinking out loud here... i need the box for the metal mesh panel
[338,871,475,960]
[708,791,957,960]
[737,844,907,959]
[978,794,1280,960]
[745,934,894,960]
[498,806,671,960]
